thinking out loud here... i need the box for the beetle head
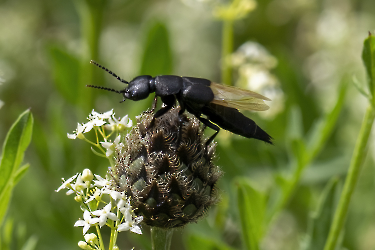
[121,75,153,101]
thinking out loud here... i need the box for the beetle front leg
[149,95,176,129]
[154,95,175,118]
[151,96,158,112]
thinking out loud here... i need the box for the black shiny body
[88,61,272,144]
[121,75,271,144]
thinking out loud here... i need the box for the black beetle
[87,60,272,145]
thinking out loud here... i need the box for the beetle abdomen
[202,103,272,144]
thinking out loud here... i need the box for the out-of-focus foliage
[0,0,375,249]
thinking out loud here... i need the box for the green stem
[150,227,173,250]
[108,227,116,250]
[96,225,105,250]
[324,105,375,250]
[221,20,234,85]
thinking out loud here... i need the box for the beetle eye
[122,89,130,99]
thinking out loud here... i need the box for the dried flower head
[109,107,222,228]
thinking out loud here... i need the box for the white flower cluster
[67,110,132,159]
[56,169,143,249]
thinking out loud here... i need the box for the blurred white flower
[231,41,284,118]
[232,41,278,68]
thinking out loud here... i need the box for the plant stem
[96,225,105,250]
[324,105,375,250]
[221,19,233,86]
[150,227,173,250]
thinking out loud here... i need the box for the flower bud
[82,169,94,182]
[109,107,222,228]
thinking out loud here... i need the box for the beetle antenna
[86,85,122,94]
[90,60,129,84]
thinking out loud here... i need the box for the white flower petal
[74,220,86,227]
[67,133,77,139]
[117,222,130,232]
[82,224,91,235]
[100,141,113,149]
[56,174,78,192]
[107,213,119,221]
[93,175,109,187]
[131,225,142,234]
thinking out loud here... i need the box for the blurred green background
[1,0,375,249]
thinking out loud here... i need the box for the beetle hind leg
[197,117,220,146]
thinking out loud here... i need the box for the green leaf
[287,105,304,141]
[301,178,341,250]
[13,164,30,186]
[0,217,13,250]
[48,45,80,104]
[352,75,370,98]
[21,235,38,250]
[0,110,33,224]
[139,21,173,76]
[290,138,307,167]
[186,234,235,250]
[236,178,266,250]
[306,81,347,158]
[362,32,375,99]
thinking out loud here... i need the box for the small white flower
[74,210,100,235]
[93,175,110,188]
[90,109,113,120]
[92,203,118,227]
[101,135,121,157]
[67,123,86,139]
[56,173,78,193]
[84,118,106,133]
[117,209,143,234]
[104,114,132,131]
[117,115,133,131]
[73,174,88,193]
[85,189,101,203]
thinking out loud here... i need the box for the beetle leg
[151,96,158,112]
[197,117,220,146]
[149,95,176,128]
[154,95,176,118]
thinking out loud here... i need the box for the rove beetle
[87,60,272,145]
